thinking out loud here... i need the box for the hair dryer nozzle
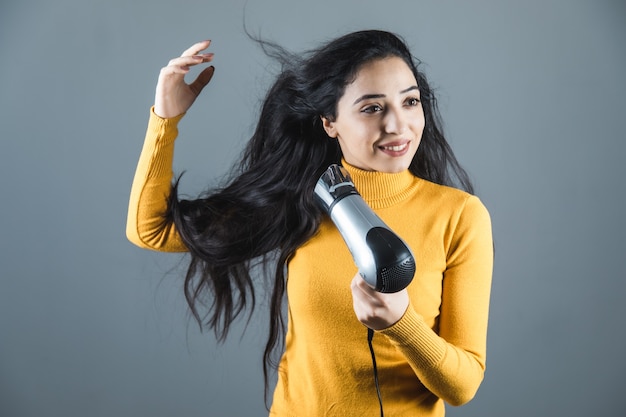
[314,164,358,212]
[314,164,415,293]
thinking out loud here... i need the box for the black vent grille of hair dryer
[379,257,416,293]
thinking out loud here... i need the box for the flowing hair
[165,29,473,403]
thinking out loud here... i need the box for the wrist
[151,106,186,121]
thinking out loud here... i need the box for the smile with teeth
[379,142,409,151]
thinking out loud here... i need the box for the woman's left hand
[350,273,410,330]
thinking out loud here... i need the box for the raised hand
[154,40,215,118]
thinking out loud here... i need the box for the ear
[320,115,338,138]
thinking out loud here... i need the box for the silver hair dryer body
[314,164,415,293]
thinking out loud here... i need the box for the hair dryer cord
[367,328,384,417]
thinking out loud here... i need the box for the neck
[341,160,418,209]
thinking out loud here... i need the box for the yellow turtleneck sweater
[127,109,493,416]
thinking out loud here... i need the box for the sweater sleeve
[380,195,493,406]
[126,108,188,252]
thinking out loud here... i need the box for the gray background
[1,0,625,415]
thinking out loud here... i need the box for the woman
[127,30,493,416]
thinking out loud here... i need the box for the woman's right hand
[154,40,215,119]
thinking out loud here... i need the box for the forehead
[346,57,417,93]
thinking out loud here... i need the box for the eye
[361,104,383,114]
[405,97,421,107]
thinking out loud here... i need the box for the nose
[383,107,407,135]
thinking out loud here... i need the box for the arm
[126,40,216,251]
[380,196,493,405]
[352,195,493,405]
[126,109,187,251]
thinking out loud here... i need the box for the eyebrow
[352,85,420,105]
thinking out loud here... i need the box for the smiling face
[321,56,425,173]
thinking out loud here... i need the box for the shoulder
[413,178,490,224]
[414,177,474,204]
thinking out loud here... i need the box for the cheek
[340,124,375,147]
[338,137,369,158]
[416,108,426,128]
[412,112,426,136]
[411,114,425,148]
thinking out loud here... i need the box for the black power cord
[367,328,384,417]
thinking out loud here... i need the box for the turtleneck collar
[341,159,420,209]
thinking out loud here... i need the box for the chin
[374,149,417,173]
[386,166,410,174]
[345,155,413,173]
[375,162,410,173]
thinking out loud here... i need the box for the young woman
[127,30,493,416]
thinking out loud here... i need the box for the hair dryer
[314,164,415,293]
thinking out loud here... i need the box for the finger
[351,276,378,309]
[159,64,191,78]
[350,273,364,293]
[353,273,377,296]
[189,66,215,95]
[167,54,212,69]
[181,39,211,57]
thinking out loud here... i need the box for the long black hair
[166,29,473,400]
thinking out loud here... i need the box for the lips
[378,140,411,156]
